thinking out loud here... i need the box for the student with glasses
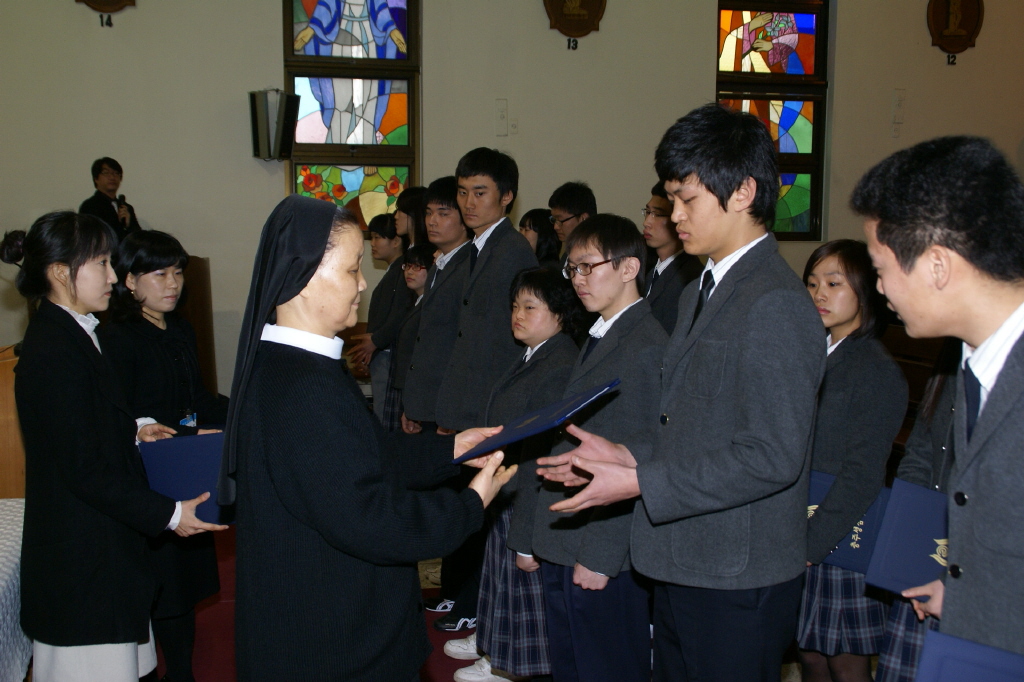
[548,181,597,264]
[641,182,703,334]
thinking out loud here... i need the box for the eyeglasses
[640,208,670,219]
[562,258,615,280]
[98,168,122,178]
[550,213,580,226]
[402,263,426,272]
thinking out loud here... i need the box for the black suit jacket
[79,190,141,242]
[436,219,539,429]
[16,300,175,646]
[366,255,413,351]
[646,253,703,335]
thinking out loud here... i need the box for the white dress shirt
[523,339,548,363]
[962,299,1024,414]
[432,240,470,287]
[472,219,503,252]
[588,298,643,339]
[700,233,769,301]
[826,334,845,356]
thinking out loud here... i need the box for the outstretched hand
[467,452,518,509]
[537,424,635,486]
[138,423,176,442]
[546,455,640,513]
[175,492,230,537]
[454,426,504,468]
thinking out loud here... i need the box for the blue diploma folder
[139,432,230,524]
[453,379,621,465]
[807,471,891,574]
[865,478,948,595]
[916,630,1024,681]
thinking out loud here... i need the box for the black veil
[218,194,340,505]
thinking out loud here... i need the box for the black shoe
[424,596,455,612]
[433,612,477,632]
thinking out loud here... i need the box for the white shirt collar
[962,299,1024,413]
[523,338,549,362]
[826,333,844,356]
[57,304,101,353]
[654,250,683,276]
[589,298,642,339]
[700,233,769,300]
[261,323,344,359]
[435,239,470,271]
[414,293,423,306]
[472,219,503,252]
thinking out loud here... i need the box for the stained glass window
[718,11,816,76]
[719,99,814,154]
[292,0,410,60]
[294,76,408,146]
[775,173,812,233]
[295,164,409,229]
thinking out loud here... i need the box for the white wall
[2,0,1022,389]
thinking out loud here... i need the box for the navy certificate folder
[807,470,891,574]
[140,432,229,524]
[916,630,1024,681]
[453,378,621,465]
[865,478,948,595]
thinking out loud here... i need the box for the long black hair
[0,211,116,303]
[802,239,889,339]
[509,267,587,342]
[520,208,560,264]
[111,230,190,323]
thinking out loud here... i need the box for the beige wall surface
[1,1,1022,390]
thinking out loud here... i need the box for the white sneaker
[453,656,499,682]
[443,632,481,660]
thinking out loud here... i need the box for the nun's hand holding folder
[454,426,505,468]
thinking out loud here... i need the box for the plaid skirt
[476,503,551,676]
[874,597,941,682]
[797,563,887,656]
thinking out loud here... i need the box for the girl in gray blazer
[797,240,908,682]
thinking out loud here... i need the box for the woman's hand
[138,423,176,442]
[903,579,944,621]
[174,492,229,537]
[467,452,517,508]
[346,333,375,367]
[516,554,540,572]
[454,426,504,467]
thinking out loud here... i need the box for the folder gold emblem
[930,538,949,567]
[807,504,818,519]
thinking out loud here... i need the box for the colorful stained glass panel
[294,164,410,230]
[718,10,816,75]
[774,173,812,233]
[719,99,814,154]
[294,77,408,145]
[292,0,409,60]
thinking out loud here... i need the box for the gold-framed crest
[543,0,607,39]
[927,0,984,54]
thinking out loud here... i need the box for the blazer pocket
[972,464,1024,558]
[683,339,727,399]
[670,505,750,576]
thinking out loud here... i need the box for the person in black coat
[796,240,908,682]
[642,182,703,334]
[100,229,229,682]
[518,208,561,271]
[388,243,435,430]
[219,195,518,682]
[78,157,141,242]
[0,213,224,682]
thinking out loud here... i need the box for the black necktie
[469,243,479,272]
[582,335,601,362]
[689,270,715,332]
[646,268,660,296]
[964,362,982,440]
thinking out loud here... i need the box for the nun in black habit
[220,195,516,682]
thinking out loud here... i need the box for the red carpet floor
[162,526,474,681]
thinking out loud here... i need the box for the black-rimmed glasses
[562,258,615,279]
[550,213,580,226]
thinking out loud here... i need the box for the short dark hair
[850,135,1024,281]
[0,212,117,303]
[655,103,778,227]
[91,157,123,182]
[650,181,669,200]
[395,186,430,247]
[520,208,560,264]
[404,242,436,270]
[564,214,647,293]
[548,181,597,217]
[455,147,519,213]
[425,176,458,210]
[111,230,191,322]
[368,213,409,251]
[802,239,888,339]
[509,267,588,341]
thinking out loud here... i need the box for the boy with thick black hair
[538,103,825,681]
[852,136,1024,657]
[513,214,665,682]
[548,181,597,246]
[435,148,538,432]
[643,181,702,334]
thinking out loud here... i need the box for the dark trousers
[541,562,651,682]
[152,609,197,682]
[439,466,487,619]
[652,575,803,682]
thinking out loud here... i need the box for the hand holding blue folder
[453,379,621,465]
[139,432,231,524]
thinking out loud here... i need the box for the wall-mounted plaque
[544,0,607,39]
[927,0,984,54]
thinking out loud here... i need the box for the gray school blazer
[943,333,1024,656]
[646,253,703,335]
[632,234,826,590]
